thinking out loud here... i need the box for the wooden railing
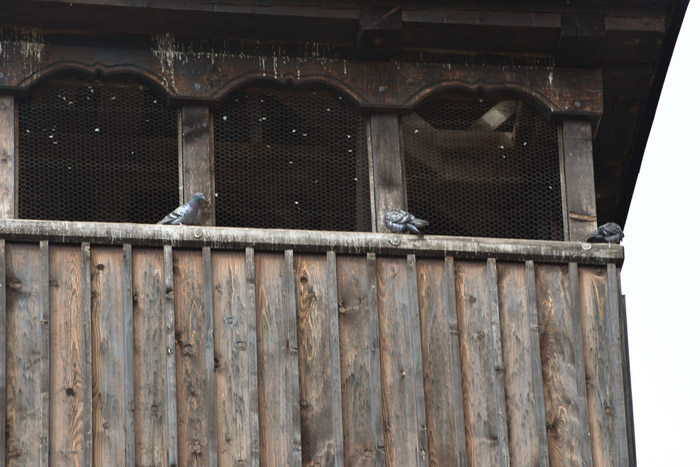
[0,220,630,466]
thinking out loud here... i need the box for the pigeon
[384,209,429,234]
[157,193,206,225]
[587,222,624,244]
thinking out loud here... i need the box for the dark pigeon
[384,209,429,234]
[157,193,206,225]
[587,222,624,244]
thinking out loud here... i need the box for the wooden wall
[0,238,631,466]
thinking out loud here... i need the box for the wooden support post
[562,120,598,241]
[181,106,214,226]
[370,114,406,233]
[0,96,15,219]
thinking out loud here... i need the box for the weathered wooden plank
[256,251,302,467]
[181,106,214,225]
[618,293,637,466]
[497,261,549,467]
[5,243,44,466]
[48,245,90,465]
[416,257,467,466]
[132,247,167,466]
[326,252,345,467]
[201,247,218,467]
[535,264,591,466]
[163,245,179,466]
[245,248,261,466]
[91,246,127,466]
[376,256,426,466]
[294,253,343,466]
[0,240,5,466]
[562,120,597,241]
[0,218,624,265]
[38,241,50,467]
[80,243,93,466]
[0,96,15,219]
[173,248,212,466]
[122,244,135,467]
[370,114,406,232]
[336,254,386,466]
[454,260,508,466]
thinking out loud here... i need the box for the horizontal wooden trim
[0,219,623,265]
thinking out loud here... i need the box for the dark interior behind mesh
[18,78,179,223]
[214,85,371,231]
[402,93,564,240]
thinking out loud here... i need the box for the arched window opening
[17,77,179,223]
[213,84,371,232]
[401,92,563,240]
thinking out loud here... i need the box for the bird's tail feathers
[411,218,429,228]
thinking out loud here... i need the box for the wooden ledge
[0,219,623,265]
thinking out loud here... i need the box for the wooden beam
[355,5,402,59]
[0,96,15,219]
[562,120,597,241]
[370,114,406,232]
[0,218,624,265]
[180,106,214,225]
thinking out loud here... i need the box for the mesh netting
[213,85,371,231]
[401,93,563,240]
[18,77,179,223]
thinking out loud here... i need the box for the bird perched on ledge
[384,209,429,234]
[157,193,206,225]
[587,222,624,244]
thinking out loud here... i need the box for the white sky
[622,1,700,464]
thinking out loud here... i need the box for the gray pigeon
[587,222,624,244]
[157,193,206,225]
[384,209,429,234]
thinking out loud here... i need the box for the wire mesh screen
[401,93,564,240]
[18,78,179,223]
[214,85,371,231]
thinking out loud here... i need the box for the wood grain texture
[294,253,344,466]
[454,260,508,467]
[91,246,127,466]
[39,241,50,467]
[0,218,625,266]
[211,249,258,466]
[336,254,386,466]
[562,120,597,241]
[48,245,91,466]
[618,293,637,466]
[122,244,136,467]
[202,248,219,467]
[181,106,214,225]
[376,256,426,466]
[371,114,406,233]
[416,258,467,466]
[245,248,261,466]
[0,96,14,219]
[173,248,212,466]
[535,264,591,466]
[0,240,5,465]
[326,252,345,467]
[163,245,179,466]
[5,243,44,466]
[256,251,302,467]
[132,247,167,466]
[497,261,549,467]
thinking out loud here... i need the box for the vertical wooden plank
[336,254,386,466]
[454,260,508,467]
[122,245,135,467]
[370,114,406,232]
[562,120,597,241]
[326,252,345,467]
[81,243,93,467]
[211,249,259,465]
[163,245,179,466]
[173,248,211,466]
[0,240,5,466]
[91,246,126,466]
[256,251,302,467]
[39,241,50,467]
[497,261,550,467]
[416,257,467,466]
[5,243,44,466]
[202,248,218,467]
[376,256,426,466]
[618,293,637,466]
[49,245,91,465]
[294,253,344,466]
[535,264,590,466]
[132,247,167,466]
[0,96,15,219]
[245,248,261,466]
[181,106,214,225]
